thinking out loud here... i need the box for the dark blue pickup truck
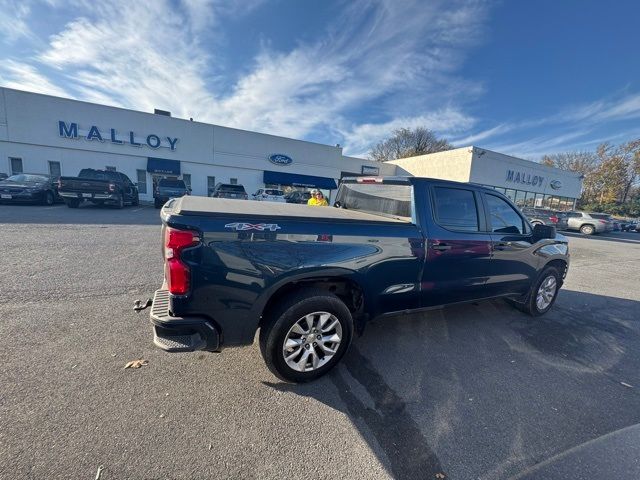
[141,176,569,382]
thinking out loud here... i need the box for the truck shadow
[0,203,162,225]
[264,290,640,479]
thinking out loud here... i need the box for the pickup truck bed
[170,196,408,223]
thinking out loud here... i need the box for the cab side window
[432,187,479,232]
[485,194,526,234]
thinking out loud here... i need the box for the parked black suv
[285,190,312,204]
[209,183,248,199]
[154,179,189,208]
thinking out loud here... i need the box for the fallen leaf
[124,359,148,369]
[435,473,446,479]
[621,382,633,388]
[95,465,104,480]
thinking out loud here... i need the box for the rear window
[265,189,283,196]
[159,179,186,188]
[79,169,118,181]
[218,184,246,193]
[589,213,610,220]
[335,182,412,220]
[433,187,479,232]
[6,174,49,183]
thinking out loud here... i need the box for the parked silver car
[521,208,569,230]
[565,211,613,235]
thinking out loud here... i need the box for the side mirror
[334,201,342,208]
[533,223,556,240]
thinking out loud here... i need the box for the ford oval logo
[550,180,562,190]
[269,154,293,166]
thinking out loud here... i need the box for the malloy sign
[58,121,179,151]
[506,170,545,187]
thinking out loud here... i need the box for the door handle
[431,243,452,251]
[494,242,512,250]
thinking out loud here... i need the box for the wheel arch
[257,272,367,331]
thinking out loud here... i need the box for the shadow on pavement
[561,230,640,245]
[265,290,640,479]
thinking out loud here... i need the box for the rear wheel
[66,199,80,208]
[510,266,561,316]
[259,288,353,382]
[132,193,140,206]
[154,199,162,209]
[580,224,595,235]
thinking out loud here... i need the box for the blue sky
[1,0,639,159]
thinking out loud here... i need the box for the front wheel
[66,199,80,208]
[259,288,354,382]
[513,266,561,317]
[43,191,54,206]
[132,194,139,206]
[580,224,595,235]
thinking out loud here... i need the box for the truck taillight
[108,183,116,192]
[550,215,559,223]
[357,177,383,183]
[164,227,200,295]
[57,179,62,189]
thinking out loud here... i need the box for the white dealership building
[0,87,393,202]
[0,87,581,207]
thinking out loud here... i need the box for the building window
[136,170,147,194]
[230,178,238,185]
[207,176,216,196]
[504,189,516,201]
[10,157,23,175]
[534,193,544,208]
[514,190,526,207]
[48,161,61,178]
[182,174,191,189]
[105,166,116,172]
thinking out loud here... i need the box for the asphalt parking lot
[1,203,639,480]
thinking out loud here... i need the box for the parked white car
[252,188,286,202]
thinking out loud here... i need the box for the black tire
[259,288,354,383]
[66,199,80,208]
[512,266,561,317]
[42,191,54,206]
[132,194,139,206]
[154,199,162,209]
[580,224,595,235]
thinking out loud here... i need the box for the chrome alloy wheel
[536,275,557,311]
[282,312,343,372]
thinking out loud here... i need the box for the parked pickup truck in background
[139,176,569,382]
[58,168,139,208]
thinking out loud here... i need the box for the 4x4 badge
[225,222,281,232]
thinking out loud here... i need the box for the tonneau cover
[171,196,409,224]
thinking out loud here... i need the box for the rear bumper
[150,289,220,352]
[59,191,120,202]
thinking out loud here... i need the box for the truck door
[481,192,538,296]
[420,185,494,307]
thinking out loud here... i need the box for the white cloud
[0,0,491,154]
[0,60,68,97]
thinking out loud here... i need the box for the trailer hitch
[133,298,153,312]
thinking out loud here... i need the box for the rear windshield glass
[590,213,611,220]
[79,169,118,181]
[159,179,186,188]
[335,182,412,220]
[6,174,49,183]
[219,184,246,192]
[265,189,283,195]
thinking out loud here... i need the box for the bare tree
[369,127,452,162]
[540,151,598,174]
